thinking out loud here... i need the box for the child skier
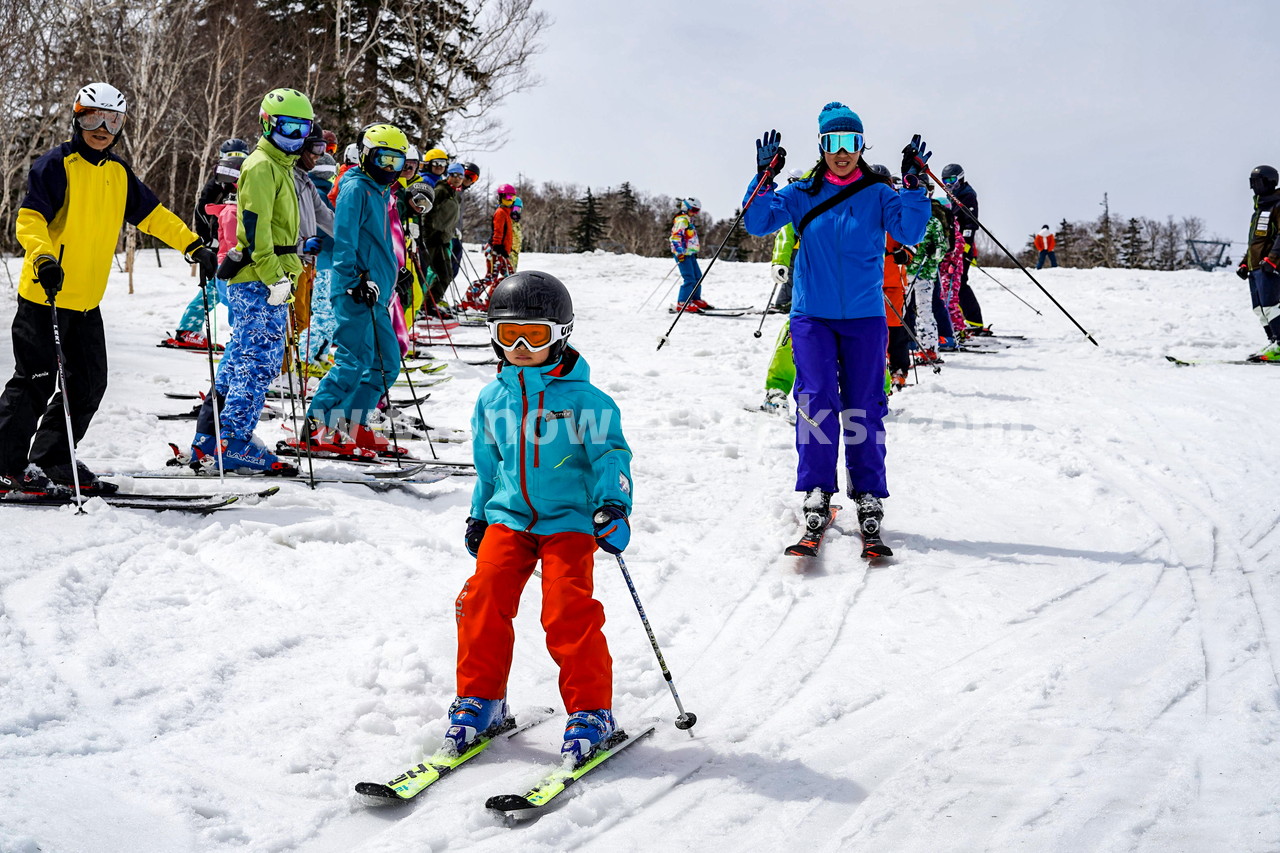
[446,270,634,766]
[302,123,410,453]
[1239,165,1280,362]
[670,198,708,310]
[459,184,516,311]
[188,87,316,475]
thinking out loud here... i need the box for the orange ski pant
[455,523,613,712]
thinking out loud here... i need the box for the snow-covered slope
[1,251,1278,853]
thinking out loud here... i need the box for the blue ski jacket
[470,348,633,536]
[742,173,931,320]
[331,167,397,305]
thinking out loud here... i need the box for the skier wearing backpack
[741,103,931,554]
[446,270,634,766]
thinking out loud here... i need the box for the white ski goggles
[488,319,573,353]
[77,108,125,134]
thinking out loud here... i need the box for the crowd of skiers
[8,80,1280,776]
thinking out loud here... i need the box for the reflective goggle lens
[942,175,959,185]
[370,148,407,171]
[429,159,448,168]
[272,116,313,139]
[326,142,338,154]
[305,139,327,155]
[77,109,125,134]
[492,322,553,349]
[489,320,571,353]
[819,131,863,154]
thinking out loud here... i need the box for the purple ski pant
[790,314,889,498]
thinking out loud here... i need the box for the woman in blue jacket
[742,102,932,548]
[304,124,408,453]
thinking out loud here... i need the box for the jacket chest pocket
[528,411,589,497]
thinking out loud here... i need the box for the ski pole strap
[795,175,875,239]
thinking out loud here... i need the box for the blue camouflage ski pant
[791,314,889,498]
[306,267,336,363]
[177,278,233,333]
[306,293,401,429]
[213,282,287,439]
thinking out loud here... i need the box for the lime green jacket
[231,137,302,284]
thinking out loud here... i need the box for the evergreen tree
[1057,218,1077,267]
[720,211,750,261]
[570,188,609,253]
[1095,193,1117,268]
[1119,217,1148,269]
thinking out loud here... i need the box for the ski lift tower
[1186,239,1232,272]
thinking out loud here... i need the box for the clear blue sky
[459,0,1275,253]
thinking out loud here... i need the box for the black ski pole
[396,352,439,460]
[48,246,84,512]
[293,312,316,488]
[198,269,226,481]
[753,277,783,339]
[612,552,697,734]
[970,261,1043,316]
[657,153,784,350]
[926,166,1097,345]
[368,298,402,460]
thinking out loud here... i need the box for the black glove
[395,266,414,305]
[348,276,380,306]
[755,129,785,177]
[891,248,911,265]
[1237,261,1250,280]
[1264,258,1279,275]
[488,243,508,258]
[464,516,488,557]
[33,255,63,302]
[185,240,218,281]
[900,134,931,190]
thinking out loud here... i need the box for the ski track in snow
[2,253,1280,852]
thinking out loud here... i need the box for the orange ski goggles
[488,319,572,352]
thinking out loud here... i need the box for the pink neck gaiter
[825,167,863,186]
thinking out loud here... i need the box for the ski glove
[185,240,219,282]
[1238,261,1251,280]
[771,264,789,286]
[592,505,630,555]
[266,276,293,306]
[348,277,380,307]
[303,236,323,255]
[900,134,931,190]
[488,243,508,258]
[464,516,488,557]
[891,248,912,265]
[755,129,785,176]
[1264,258,1279,274]
[33,255,63,301]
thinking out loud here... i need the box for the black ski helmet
[220,137,249,155]
[941,163,964,183]
[487,271,574,363]
[869,163,891,177]
[1250,165,1278,196]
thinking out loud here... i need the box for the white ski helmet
[343,142,360,165]
[405,144,420,161]
[73,82,126,115]
[682,197,702,213]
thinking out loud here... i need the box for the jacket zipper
[517,373,538,531]
[534,391,544,468]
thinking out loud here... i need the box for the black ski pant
[887,325,911,374]
[0,296,108,473]
[958,258,984,326]
[426,240,455,304]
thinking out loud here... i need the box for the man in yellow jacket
[0,82,215,497]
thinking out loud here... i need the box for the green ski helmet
[258,88,314,153]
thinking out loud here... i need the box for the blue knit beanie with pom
[818,101,864,135]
